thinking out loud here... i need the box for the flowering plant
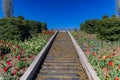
[72,31,120,80]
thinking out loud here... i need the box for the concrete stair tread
[43,62,80,65]
[36,78,80,80]
[38,72,81,77]
[40,67,83,70]
[37,75,80,78]
[42,65,81,69]
[35,32,88,80]
[44,60,80,63]
[42,64,81,67]
[45,57,78,60]
[40,69,83,73]
[36,76,80,80]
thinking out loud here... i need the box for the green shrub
[0,17,48,41]
[80,19,100,34]
[80,15,120,41]
[0,18,31,41]
[25,20,42,34]
[97,17,120,41]
[41,22,48,31]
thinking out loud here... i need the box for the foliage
[0,32,53,79]
[80,19,100,34]
[0,18,30,41]
[0,17,48,41]
[97,17,120,41]
[72,31,120,80]
[41,22,48,31]
[25,20,42,34]
[18,16,25,20]
[80,15,120,41]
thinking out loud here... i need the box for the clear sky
[0,0,116,30]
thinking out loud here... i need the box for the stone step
[44,59,79,62]
[45,57,78,60]
[40,68,83,72]
[42,65,80,69]
[47,53,76,54]
[46,55,77,57]
[42,62,80,66]
[36,76,80,80]
[40,69,81,74]
[46,56,77,59]
[35,32,88,80]
[38,72,81,77]
[42,65,81,70]
[41,66,82,70]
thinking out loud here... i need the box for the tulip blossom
[114,77,119,80]
[1,54,5,59]
[13,71,17,75]
[3,68,8,72]
[13,48,16,52]
[0,50,2,53]
[17,56,21,60]
[6,61,11,66]
[108,61,114,67]
[118,65,120,69]
[92,52,96,56]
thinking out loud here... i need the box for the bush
[25,20,42,34]
[80,15,120,41]
[0,17,48,41]
[41,22,48,31]
[80,19,100,34]
[0,18,30,41]
[97,17,120,41]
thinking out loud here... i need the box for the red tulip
[13,48,16,52]
[24,58,27,61]
[3,68,8,72]
[114,77,119,80]
[118,65,120,69]
[1,54,5,59]
[112,52,116,56]
[0,50,2,53]
[16,45,20,49]
[6,61,11,66]
[92,52,96,56]
[108,61,114,67]
[17,56,21,60]
[13,71,17,75]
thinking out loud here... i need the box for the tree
[18,16,25,20]
[2,0,14,18]
[80,19,100,34]
[116,0,120,17]
[102,15,109,19]
[41,23,48,31]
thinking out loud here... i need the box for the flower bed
[71,31,120,80]
[0,32,54,80]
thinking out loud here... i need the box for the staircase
[35,32,88,80]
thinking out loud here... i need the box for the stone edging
[68,31,100,80]
[20,31,58,80]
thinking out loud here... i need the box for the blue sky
[0,0,116,30]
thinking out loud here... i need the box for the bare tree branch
[2,0,14,18]
[116,0,120,17]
